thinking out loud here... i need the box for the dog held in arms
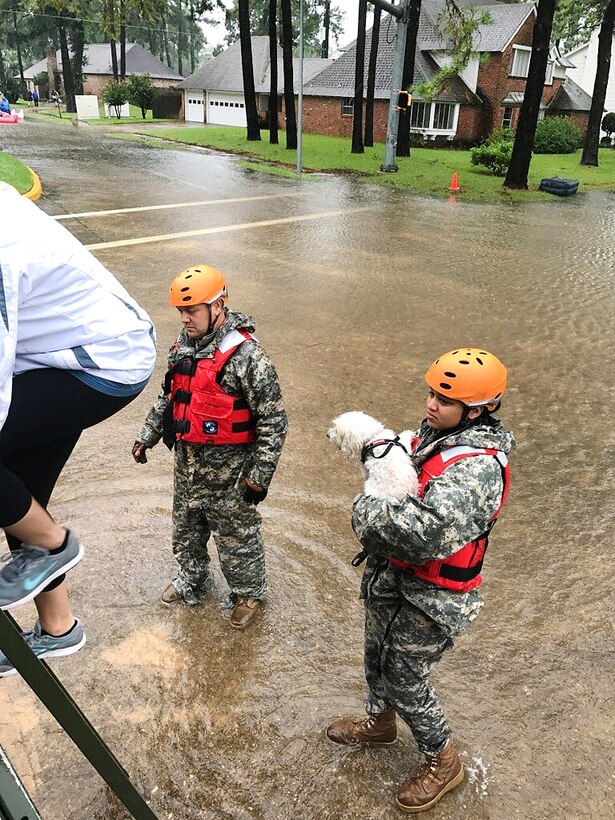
[327,411,419,499]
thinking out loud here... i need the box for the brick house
[303,0,590,143]
[24,43,183,98]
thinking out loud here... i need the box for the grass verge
[25,103,175,126]
[145,125,615,201]
[0,152,34,194]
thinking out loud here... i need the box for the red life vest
[164,329,257,447]
[389,442,511,592]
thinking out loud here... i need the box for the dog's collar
[361,436,409,464]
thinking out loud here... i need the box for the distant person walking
[32,89,39,107]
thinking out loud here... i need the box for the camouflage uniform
[352,418,515,753]
[138,311,287,605]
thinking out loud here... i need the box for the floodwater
[0,124,614,819]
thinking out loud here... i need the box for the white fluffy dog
[327,411,419,499]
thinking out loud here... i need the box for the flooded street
[0,123,614,819]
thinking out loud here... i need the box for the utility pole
[366,0,409,172]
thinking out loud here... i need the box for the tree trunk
[110,40,119,80]
[504,0,556,189]
[70,21,86,96]
[238,0,261,140]
[189,1,196,74]
[120,26,127,79]
[397,0,422,157]
[58,25,76,113]
[351,0,367,153]
[12,10,26,97]
[163,18,172,68]
[322,0,330,58]
[580,0,615,166]
[176,0,183,76]
[280,0,297,149]
[364,6,381,147]
[268,0,279,144]
[0,45,7,89]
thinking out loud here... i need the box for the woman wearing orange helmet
[132,265,287,629]
[327,348,515,813]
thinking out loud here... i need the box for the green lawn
[0,152,33,194]
[26,103,175,126]
[146,125,615,201]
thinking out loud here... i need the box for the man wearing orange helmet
[326,349,515,813]
[132,265,287,629]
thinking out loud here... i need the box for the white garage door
[207,92,246,127]
[185,91,204,123]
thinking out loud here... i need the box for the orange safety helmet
[425,348,507,408]
[169,265,228,307]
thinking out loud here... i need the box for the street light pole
[379,0,409,172]
[297,0,304,174]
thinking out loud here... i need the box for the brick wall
[297,96,391,142]
[83,75,178,97]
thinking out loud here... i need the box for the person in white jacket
[0,183,156,677]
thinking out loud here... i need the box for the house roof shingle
[24,42,183,81]
[177,37,332,94]
[547,77,592,112]
[419,1,534,53]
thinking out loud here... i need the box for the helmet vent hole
[452,350,458,355]
[495,392,501,399]
[439,382,452,391]
[479,351,487,355]
[185,274,192,279]
[476,357,483,365]
[194,268,201,272]
[182,296,191,302]
[444,371,456,378]
[180,287,189,292]
[459,360,470,365]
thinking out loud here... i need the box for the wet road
[1,122,614,819]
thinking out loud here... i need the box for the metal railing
[0,610,158,820]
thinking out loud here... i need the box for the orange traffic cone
[449,172,460,192]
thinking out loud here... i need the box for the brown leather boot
[161,582,183,606]
[230,598,260,629]
[326,709,397,746]
[396,740,464,812]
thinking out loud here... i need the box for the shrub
[534,116,583,153]
[3,77,22,104]
[408,131,428,148]
[486,126,515,145]
[102,80,130,118]
[127,74,155,119]
[470,139,513,175]
[602,112,615,138]
[600,135,612,147]
[152,88,182,119]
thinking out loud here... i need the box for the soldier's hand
[132,440,149,464]
[243,478,268,505]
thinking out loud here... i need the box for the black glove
[243,484,268,505]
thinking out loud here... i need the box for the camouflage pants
[363,562,454,754]
[172,444,266,605]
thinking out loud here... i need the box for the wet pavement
[0,121,614,819]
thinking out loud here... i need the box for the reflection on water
[0,126,614,820]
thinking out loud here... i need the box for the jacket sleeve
[137,343,176,448]
[0,262,19,433]
[232,341,288,489]
[352,455,504,565]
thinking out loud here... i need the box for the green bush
[470,139,513,175]
[3,77,22,104]
[486,126,515,145]
[127,74,155,119]
[602,112,615,138]
[534,117,583,154]
[102,80,130,118]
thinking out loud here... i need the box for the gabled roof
[178,36,332,94]
[418,0,534,53]
[24,42,183,81]
[303,12,481,104]
[547,77,592,112]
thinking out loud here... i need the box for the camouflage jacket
[138,311,288,490]
[352,418,516,635]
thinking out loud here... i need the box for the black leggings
[0,369,141,590]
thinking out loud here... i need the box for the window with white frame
[509,45,531,78]
[433,102,455,130]
[545,60,554,85]
[502,106,514,128]
[410,101,456,132]
[411,101,431,128]
[341,97,354,116]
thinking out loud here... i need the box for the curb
[23,166,43,201]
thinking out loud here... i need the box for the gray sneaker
[0,619,86,678]
[0,530,84,610]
